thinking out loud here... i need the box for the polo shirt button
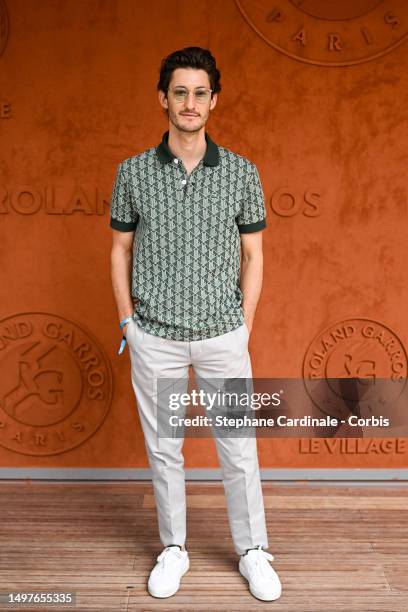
[181,179,187,185]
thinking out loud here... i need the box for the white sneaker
[147,545,189,598]
[239,545,282,601]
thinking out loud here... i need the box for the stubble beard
[168,107,209,134]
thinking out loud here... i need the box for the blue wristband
[118,315,133,355]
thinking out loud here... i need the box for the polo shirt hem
[134,313,245,342]
[110,217,137,232]
[237,218,266,234]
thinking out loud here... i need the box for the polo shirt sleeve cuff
[237,218,266,234]
[110,217,137,232]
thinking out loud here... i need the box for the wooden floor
[0,481,407,611]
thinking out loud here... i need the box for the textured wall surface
[1,0,407,469]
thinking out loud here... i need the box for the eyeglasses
[167,87,213,103]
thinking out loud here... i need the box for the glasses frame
[167,86,214,104]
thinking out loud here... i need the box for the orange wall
[1,0,408,469]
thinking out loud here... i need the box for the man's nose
[184,92,197,108]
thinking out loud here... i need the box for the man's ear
[158,90,168,110]
[210,92,218,111]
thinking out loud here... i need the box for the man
[109,46,281,602]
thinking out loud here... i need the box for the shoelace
[246,546,275,577]
[156,546,184,571]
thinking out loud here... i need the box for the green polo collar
[156,130,219,166]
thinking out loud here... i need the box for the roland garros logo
[303,318,407,419]
[236,0,408,66]
[0,313,113,456]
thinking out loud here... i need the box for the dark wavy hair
[157,46,221,97]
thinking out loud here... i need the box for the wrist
[119,315,133,330]
[117,315,133,355]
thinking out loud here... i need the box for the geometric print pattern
[109,130,267,341]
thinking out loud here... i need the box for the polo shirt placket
[109,130,267,341]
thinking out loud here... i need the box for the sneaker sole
[147,561,189,598]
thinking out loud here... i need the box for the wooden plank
[142,493,408,509]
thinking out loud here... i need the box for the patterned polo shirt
[109,130,267,341]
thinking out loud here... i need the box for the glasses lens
[195,90,210,102]
[173,88,187,101]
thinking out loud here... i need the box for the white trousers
[126,319,269,556]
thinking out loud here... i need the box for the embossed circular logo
[303,318,407,417]
[289,0,384,21]
[0,0,9,58]
[236,0,408,66]
[0,313,113,456]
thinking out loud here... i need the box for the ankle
[168,543,186,551]
[241,545,263,557]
